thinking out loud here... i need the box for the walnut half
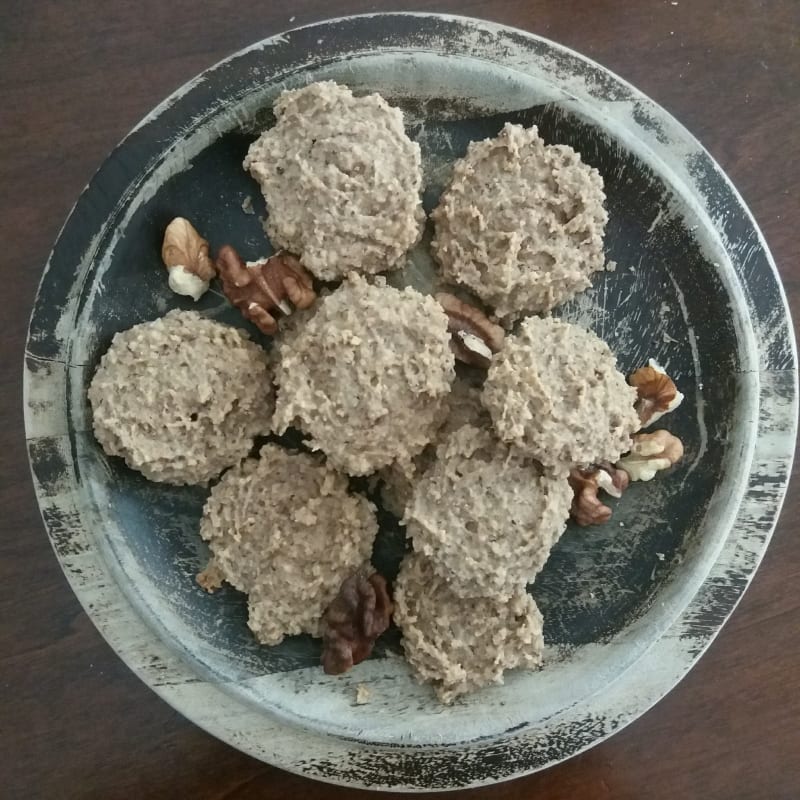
[617,430,684,481]
[435,293,505,368]
[320,569,393,675]
[161,217,216,301]
[568,463,630,526]
[216,245,316,335]
[629,359,684,427]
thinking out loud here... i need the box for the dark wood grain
[2,1,798,798]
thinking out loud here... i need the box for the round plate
[23,12,797,791]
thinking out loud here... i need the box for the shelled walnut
[320,569,393,675]
[216,244,316,335]
[629,359,684,427]
[435,292,504,368]
[161,217,216,301]
[568,463,630,526]
[617,430,684,481]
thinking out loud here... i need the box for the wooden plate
[23,13,797,791]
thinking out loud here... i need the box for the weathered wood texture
[2,1,798,798]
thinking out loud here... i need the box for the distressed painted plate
[23,13,797,791]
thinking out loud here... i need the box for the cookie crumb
[355,684,371,705]
[241,195,255,215]
[197,561,224,593]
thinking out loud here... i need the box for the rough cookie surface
[199,444,377,645]
[404,425,572,598]
[394,553,544,703]
[88,310,273,485]
[482,316,640,470]
[378,374,490,519]
[244,81,423,280]
[273,274,455,476]
[432,123,608,319]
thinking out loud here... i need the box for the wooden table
[3,2,798,797]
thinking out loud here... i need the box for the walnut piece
[161,217,216,301]
[617,430,684,481]
[568,463,630,526]
[320,569,393,675]
[216,244,316,335]
[354,683,371,705]
[435,292,505,368]
[629,359,684,427]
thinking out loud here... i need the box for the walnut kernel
[568,463,630,526]
[320,569,393,675]
[161,217,216,301]
[216,244,316,335]
[435,292,504,368]
[629,359,684,427]
[355,684,371,705]
[617,430,684,481]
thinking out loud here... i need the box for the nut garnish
[161,217,216,301]
[216,244,316,335]
[320,569,393,675]
[355,683,371,705]
[617,430,684,482]
[629,359,684,427]
[435,292,505,368]
[568,463,630,526]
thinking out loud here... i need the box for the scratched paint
[23,13,796,791]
